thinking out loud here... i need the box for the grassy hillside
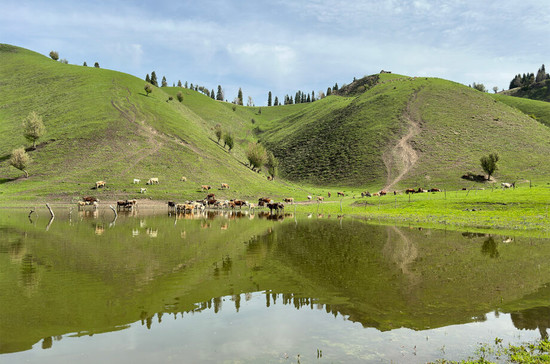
[3,44,550,203]
[258,76,550,189]
[491,93,550,127]
[0,44,307,202]
[501,80,550,102]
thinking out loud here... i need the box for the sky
[1,0,549,105]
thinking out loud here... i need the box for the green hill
[501,80,550,103]
[2,44,550,202]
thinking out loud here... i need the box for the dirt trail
[383,91,421,191]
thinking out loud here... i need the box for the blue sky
[2,0,549,105]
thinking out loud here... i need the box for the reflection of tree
[511,306,550,339]
[383,226,419,288]
[41,336,52,349]
[481,237,500,258]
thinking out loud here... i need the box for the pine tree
[177,80,182,87]
[151,72,158,87]
[184,81,188,88]
[237,88,243,105]
[536,64,547,83]
[83,62,87,67]
[190,83,193,89]
[268,91,272,106]
[334,83,339,91]
[307,94,311,102]
[327,87,332,96]
[274,96,279,106]
[216,85,224,101]
[289,96,293,104]
[211,89,215,99]
[295,91,300,104]
[145,74,151,83]
[161,76,168,87]
[311,91,315,102]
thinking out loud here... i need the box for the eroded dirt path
[383,91,421,191]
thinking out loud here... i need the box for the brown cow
[328,192,331,198]
[258,197,271,207]
[337,192,345,197]
[95,180,106,189]
[267,202,284,214]
[317,196,324,201]
[428,188,441,192]
[405,188,416,194]
[379,190,387,196]
[283,198,294,204]
[201,185,211,191]
[206,193,215,200]
[221,183,229,189]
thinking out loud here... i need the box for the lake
[1,207,549,363]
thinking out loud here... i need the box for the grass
[491,93,550,127]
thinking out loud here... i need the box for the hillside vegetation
[2,44,550,203]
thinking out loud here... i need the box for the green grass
[491,93,550,127]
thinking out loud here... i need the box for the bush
[49,51,59,61]
[214,124,222,143]
[177,91,183,102]
[9,148,31,178]
[232,105,236,111]
[223,133,234,151]
[167,96,173,102]
[246,142,267,170]
[22,111,45,148]
[144,83,153,96]
[94,62,100,68]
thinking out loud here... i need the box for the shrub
[214,124,222,143]
[232,105,236,111]
[49,51,59,61]
[223,133,234,151]
[167,96,173,102]
[9,148,31,178]
[144,83,153,96]
[246,142,267,170]
[22,111,45,148]
[94,62,100,68]
[177,91,183,102]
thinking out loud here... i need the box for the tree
[492,86,499,94]
[223,133,234,151]
[151,71,158,87]
[268,91,272,106]
[83,62,87,67]
[216,85,224,101]
[274,96,279,106]
[177,91,183,102]
[49,51,59,61]
[246,142,267,170]
[184,81,188,88]
[9,148,31,178]
[94,62,100,68]
[144,83,153,96]
[214,124,222,143]
[247,96,254,107]
[145,74,151,83]
[480,152,499,180]
[266,151,279,178]
[60,58,68,64]
[22,111,45,149]
[161,76,168,87]
[237,88,243,105]
[536,64,547,83]
[472,82,487,92]
[177,80,182,87]
[327,87,332,96]
[210,89,215,99]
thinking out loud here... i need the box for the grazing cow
[361,191,372,198]
[201,185,211,191]
[221,183,229,189]
[328,192,331,198]
[283,198,294,204]
[140,188,147,194]
[462,187,467,190]
[405,188,416,194]
[379,190,387,196]
[146,178,159,185]
[393,191,398,195]
[206,193,216,200]
[267,202,284,214]
[258,197,272,207]
[83,196,99,203]
[180,176,187,182]
[337,192,345,197]
[133,178,140,184]
[428,188,441,192]
[95,180,106,189]
[373,193,380,197]
[317,196,324,201]
[233,200,248,209]
[307,195,312,200]
[501,182,515,189]
[267,176,273,181]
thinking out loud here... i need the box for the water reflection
[2,211,550,359]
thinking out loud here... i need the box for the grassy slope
[258,76,550,190]
[491,93,550,127]
[0,45,305,202]
[501,80,550,102]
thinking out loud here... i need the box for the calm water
[1,207,550,363]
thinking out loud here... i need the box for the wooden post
[444,190,446,200]
[340,198,343,213]
[46,203,55,218]
[408,193,411,203]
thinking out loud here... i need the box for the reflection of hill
[511,306,550,339]
[3,212,550,354]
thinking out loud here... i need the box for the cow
[140,188,147,194]
[405,188,416,194]
[361,191,372,198]
[233,200,248,209]
[117,200,137,211]
[133,178,141,184]
[307,195,312,200]
[258,197,272,207]
[206,193,216,200]
[328,192,331,198]
[221,183,229,189]
[317,196,324,201]
[83,196,99,203]
[379,190,387,196]
[180,176,187,182]
[337,192,345,197]
[501,182,515,189]
[167,201,176,211]
[77,201,86,210]
[373,193,380,197]
[267,176,273,181]
[146,178,159,185]
[95,180,106,189]
[267,202,284,214]
[428,188,441,192]
[201,185,211,191]
[283,198,294,204]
